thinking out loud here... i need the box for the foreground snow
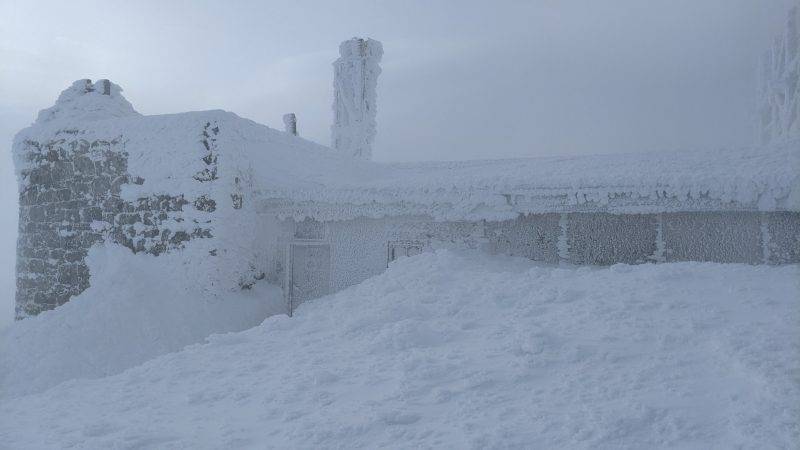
[0,245,283,397]
[1,251,798,448]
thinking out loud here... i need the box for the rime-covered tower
[757,5,800,145]
[332,38,383,160]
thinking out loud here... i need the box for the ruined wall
[15,123,222,318]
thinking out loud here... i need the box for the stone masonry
[15,123,221,318]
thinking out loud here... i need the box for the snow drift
[1,251,797,448]
[0,245,282,398]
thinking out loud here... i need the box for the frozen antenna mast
[332,37,383,160]
[757,4,800,145]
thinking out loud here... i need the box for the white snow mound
[0,245,283,398]
[35,79,139,125]
[1,251,797,449]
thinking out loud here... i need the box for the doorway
[287,241,331,316]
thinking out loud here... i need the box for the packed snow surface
[0,245,283,398]
[1,251,797,449]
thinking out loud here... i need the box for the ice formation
[757,4,800,145]
[331,37,383,160]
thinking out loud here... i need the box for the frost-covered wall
[13,80,265,318]
[758,5,800,145]
[275,211,800,311]
[14,135,206,317]
[331,37,383,160]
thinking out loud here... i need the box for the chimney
[283,113,297,136]
[331,37,383,160]
[100,79,111,95]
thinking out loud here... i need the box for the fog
[0,0,794,325]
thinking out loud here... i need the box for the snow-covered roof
[256,141,800,220]
[15,80,800,222]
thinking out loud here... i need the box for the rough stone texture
[662,212,762,264]
[566,213,658,265]
[332,37,383,160]
[487,213,561,264]
[765,212,800,264]
[15,124,221,318]
[17,138,123,316]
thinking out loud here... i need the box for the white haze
[0,0,795,326]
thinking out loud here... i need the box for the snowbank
[0,245,282,398]
[2,251,797,448]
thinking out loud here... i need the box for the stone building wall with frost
[12,79,274,318]
[260,191,800,314]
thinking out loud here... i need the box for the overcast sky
[0,0,795,325]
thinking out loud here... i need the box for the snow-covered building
[13,38,800,319]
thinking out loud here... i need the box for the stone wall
[15,123,222,318]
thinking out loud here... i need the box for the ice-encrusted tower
[332,37,383,160]
[757,4,800,145]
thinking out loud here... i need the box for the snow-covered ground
[0,245,284,398]
[1,251,798,449]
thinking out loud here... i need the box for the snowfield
[1,251,798,449]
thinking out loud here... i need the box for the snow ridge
[35,79,139,126]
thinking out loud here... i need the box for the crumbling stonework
[15,124,220,318]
